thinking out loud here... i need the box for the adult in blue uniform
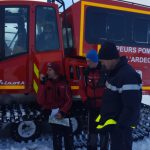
[96,41,142,150]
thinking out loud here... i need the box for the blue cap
[86,49,98,63]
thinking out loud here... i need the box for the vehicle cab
[0,0,64,94]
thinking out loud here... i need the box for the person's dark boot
[87,133,98,150]
[100,133,109,150]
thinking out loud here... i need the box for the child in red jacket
[79,50,108,150]
[38,62,73,150]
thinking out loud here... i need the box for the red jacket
[79,67,105,108]
[37,77,72,114]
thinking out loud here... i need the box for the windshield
[85,6,125,44]
[85,6,150,45]
[35,6,60,51]
[4,7,28,57]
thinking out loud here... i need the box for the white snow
[142,95,150,106]
[0,135,53,150]
[0,134,150,150]
[133,137,150,150]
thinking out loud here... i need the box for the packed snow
[0,134,150,150]
[142,95,150,106]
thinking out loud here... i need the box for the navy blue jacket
[100,56,142,128]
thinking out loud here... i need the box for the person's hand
[55,112,63,120]
[40,74,45,81]
[40,74,48,84]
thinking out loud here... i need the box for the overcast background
[65,0,150,8]
[40,0,150,8]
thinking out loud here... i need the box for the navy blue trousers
[110,126,133,150]
[51,123,74,150]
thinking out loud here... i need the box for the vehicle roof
[0,0,45,1]
[84,0,150,9]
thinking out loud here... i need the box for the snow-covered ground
[0,95,149,150]
[142,95,150,106]
[0,134,150,150]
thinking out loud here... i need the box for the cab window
[35,6,60,51]
[5,7,28,57]
[85,6,125,44]
[133,18,149,43]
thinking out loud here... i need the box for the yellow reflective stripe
[0,85,25,90]
[142,86,150,90]
[83,1,150,15]
[33,80,38,93]
[96,119,117,129]
[131,126,136,129]
[97,44,101,53]
[95,114,101,122]
[34,63,39,79]
[71,86,79,90]
[79,1,85,56]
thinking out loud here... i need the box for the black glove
[59,111,66,118]
[40,75,48,84]
[97,73,107,87]
[97,65,107,87]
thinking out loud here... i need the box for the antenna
[47,0,70,49]
[47,0,65,9]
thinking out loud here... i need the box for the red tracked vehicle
[0,0,150,142]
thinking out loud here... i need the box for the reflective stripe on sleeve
[131,126,136,129]
[106,81,142,93]
[96,119,117,129]
[95,114,101,122]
